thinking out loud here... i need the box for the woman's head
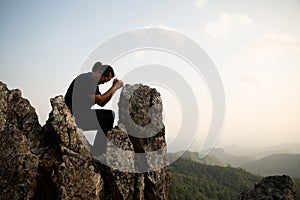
[92,62,115,84]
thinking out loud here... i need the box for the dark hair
[92,62,115,77]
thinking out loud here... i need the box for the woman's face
[99,73,113,84]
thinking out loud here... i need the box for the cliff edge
[0,81,169,200]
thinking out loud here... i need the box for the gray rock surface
[240,175,297,200]
[95,127,136,200]
[119,84,170,200]
[0,81,170,200]
[0,82,41,199]
[39,96,102,200]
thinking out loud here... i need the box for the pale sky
[1,0,300,151]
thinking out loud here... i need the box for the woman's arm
[90,78,124,107]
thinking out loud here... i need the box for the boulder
[240,175,297,200]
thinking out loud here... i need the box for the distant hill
[170,158,261,200]
[168,150,225,166]
[170,150,300,179]
[252,144,300,158]
[209,148,254,167]
[242,154,300,178]
[169,149,254,167]
[223,143,300,158]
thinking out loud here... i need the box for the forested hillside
[169,158,261,200]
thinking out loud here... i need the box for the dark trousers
[75,109,114,156]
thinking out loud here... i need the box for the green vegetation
[170,158,261,200]
[168,151,225,166]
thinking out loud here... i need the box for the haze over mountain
[220,143,300,158]
[173,148,300,179]
[242,154,300,178]
[169,148,253,167]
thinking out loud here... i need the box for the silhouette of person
[65,62,123,156]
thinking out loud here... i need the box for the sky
[1,0,300,152]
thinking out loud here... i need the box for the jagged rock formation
[94,84,170,200]
[116,84,169,199]
[0,82,41,199]
[240,175,297,200]
[0,81,170,200]
[38,96,102,199]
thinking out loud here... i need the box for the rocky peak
[0,81,170,200]
[240,175,297,200]
[0,81,41,199]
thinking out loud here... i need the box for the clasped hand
[113,78,124,89]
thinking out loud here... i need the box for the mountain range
[242,153,300,178]
[169,154,300,199]
[169,146,300,178]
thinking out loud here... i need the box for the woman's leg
[91,109,115,156]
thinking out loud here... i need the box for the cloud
[132,25,187,46]
[196,0,205,8]
[204,12,253,38]
[235,33,300,63]
[248,33,300,56]
[231,33,300,102]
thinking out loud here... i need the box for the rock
[119,84,164,139]
[0,81,170,200]
[106,126,136,172]
[37,95,102,200]
[95,127,135,200]
[0,81,41,200]
[97,84,170,200]
[240,175,297,200]
[118,84,170,199]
